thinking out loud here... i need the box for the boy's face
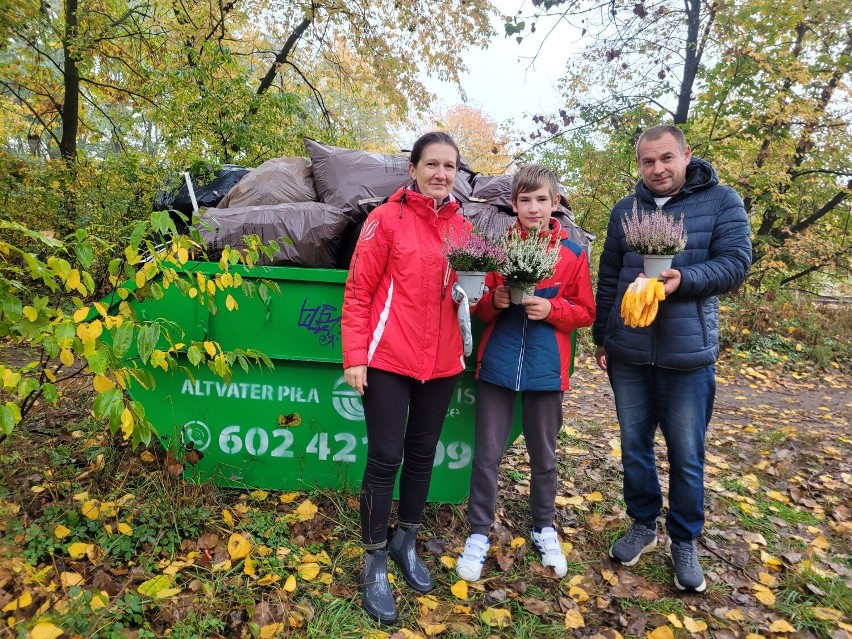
[513,186,559,231]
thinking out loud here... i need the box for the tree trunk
[59,0,80,160]
[674,0,704,124]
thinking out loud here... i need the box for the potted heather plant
[442,228,506,303]
[500,225,561,304]
[622,200,688,279]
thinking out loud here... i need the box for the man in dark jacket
[593,125,752,592]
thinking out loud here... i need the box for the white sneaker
[531,527,568,577]
[456,534,490,582]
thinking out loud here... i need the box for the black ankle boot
[361,548,397,624]
[388,525,434,594]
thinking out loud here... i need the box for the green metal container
[123,262,573,503]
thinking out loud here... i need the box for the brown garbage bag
[217,157,317,208]
[198,202,348,268]
[305,138,472,211]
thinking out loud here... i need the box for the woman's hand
[595,346,607,371]
[344,365,368,396]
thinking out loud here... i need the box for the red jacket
[474,220,596,391]
[342,186,472,381]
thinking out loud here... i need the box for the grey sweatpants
[467,380,564,535]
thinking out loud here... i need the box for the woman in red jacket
[342,131,471,624]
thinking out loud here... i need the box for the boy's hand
[522,296,551,320]
[491,285,510,309]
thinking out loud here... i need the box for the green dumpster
[121,261,574,503]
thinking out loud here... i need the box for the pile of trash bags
[155,138,595,270]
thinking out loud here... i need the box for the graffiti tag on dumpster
[298,299,341,347]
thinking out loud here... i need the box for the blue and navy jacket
[593,157,753,369]
[474,220,596,391]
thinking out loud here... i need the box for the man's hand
[661,268,682,296]
[522,296,552,321]
[491,285,510,309]
[595,346,607,371]
[344,365,368,396]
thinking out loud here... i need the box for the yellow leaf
[211,560,231,572]
[222,508,234,526]
[155,588,182,599]
[225,294,238,311]
[753,584,776,606]
[93,375,114,392]
[60,348,74,367]
[54,525,71,539]
[761,551,782,568]
[140,451,155,463]
[135,270,146,288]
[726,609,745,621]
[117,522,133,536]
[647,626,674,639]
[682,616,707,633]
[249,490,269,501]
[811,607,843,621]
[585,491,603,502]
[90,591,109,612]
[31,622,64,639]
[73,307,89,322]
[243,555,256,576]
[67,542,89,559]
[417,594,439,611]
[228,533,251,560]
[423,623,447,636]
[564,609,585,629]
[257,574,280,586]
[440,555,456,569]
[259,624,285,638]
[66,269,81,291]
[177,247,189,264]
[569,586,589,603]
[80,499,101,521]
[22,306,38,322]
[295,499,318,522]
[298,563,320,581]
[137,574,174,598]
[450,580,468,600]
[769,619,796,633]
[481,607,512,628]
[283,574,297,592]
[811,536,829,550]
[2,590,32,612]
[510,536,526,549]
[60,571,85,588]
[758,572,776,587]
[120,408,134,440]
[744,634,765,639]
[203,341,217,357]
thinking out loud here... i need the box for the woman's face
[408,143,458,203]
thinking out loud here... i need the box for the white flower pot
[456,271,487,303]
[642,255,674,280]
[509,284,536,305]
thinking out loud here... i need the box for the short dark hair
[635,124,688,157]
[410,131,460,167]
[512,164,559,202]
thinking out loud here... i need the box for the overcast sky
[424,1,575,130]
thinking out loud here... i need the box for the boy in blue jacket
[456,165,596,581]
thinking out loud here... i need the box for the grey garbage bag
[198,202,348,268]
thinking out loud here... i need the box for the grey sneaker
[671,539,707,592]
[608,522,658,566]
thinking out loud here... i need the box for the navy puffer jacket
[593,157,752,369]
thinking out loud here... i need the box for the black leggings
[360,368,459,547]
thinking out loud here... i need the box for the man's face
[637,134,692,197]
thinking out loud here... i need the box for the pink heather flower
[622,200,688,255]
[443,228,507,272]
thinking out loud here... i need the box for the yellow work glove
[620,277,665,328]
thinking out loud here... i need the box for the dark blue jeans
[607,361,715,542]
